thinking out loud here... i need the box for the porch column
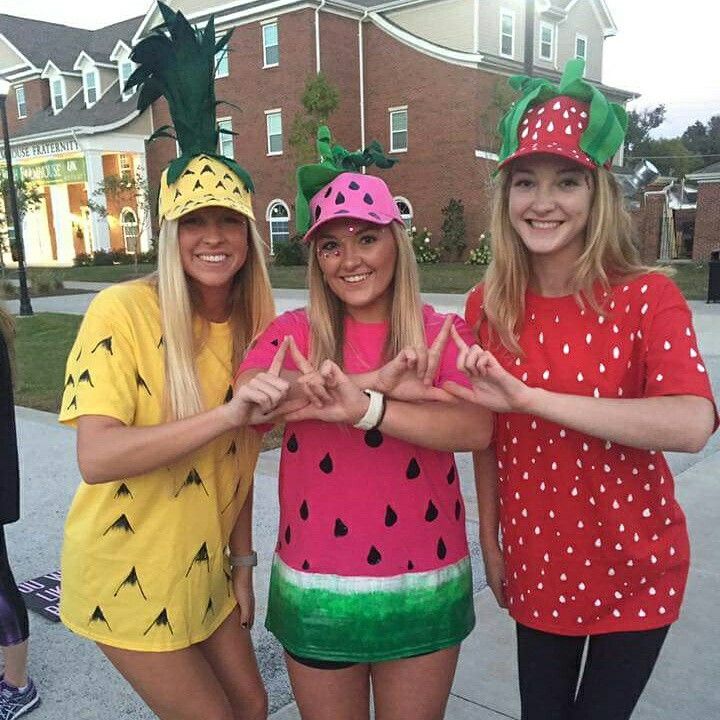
[84,150,111,251]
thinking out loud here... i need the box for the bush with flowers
[466,233,493,265]
[409,225,440,264]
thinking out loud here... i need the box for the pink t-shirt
[240,305,477,577]
[466,273,718,635]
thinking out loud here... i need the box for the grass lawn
[13,312,284,450]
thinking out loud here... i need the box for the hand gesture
[375,315,455,402]
[232,566,255,629]
[482,544,508,609]
[284,359,370,426]
[287,337,334,408]
[442,326,535,414]
[229,337,293,425]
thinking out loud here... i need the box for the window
[389,108,408,153]
[15,86,26,118]
[266,200,290,255]
[217,118,234,159]
[500,10,514,58]
[121,208,139,253]
[394,197,413,229]
[539,22,554,61]
[118,153,133,180]
[51,78,65,112]
[120,60,135,98]
[215,49,229,79]
[266,110,283,155]
[262,22,279,67]
[84,69,98,106]
[575,34,587,62]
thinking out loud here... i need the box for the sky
[2,0,718,139]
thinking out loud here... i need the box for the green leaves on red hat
[497,59,628,169]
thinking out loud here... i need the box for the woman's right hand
[482,544,508,609]
[227,337,293,426]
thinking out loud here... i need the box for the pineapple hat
[497,58,627,171]
[126,2,255,222]
[295,125,400,242]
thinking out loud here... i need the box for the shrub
[440,198,467,261]
[73,253,92,267]
[272,235,308,266]
[110,249,133,265]
[92,250,113,266]
[0,280,18,299]
[466,233,493,265]
[28,268,64,294]
[410,226,440,264]
[138,249,157,265]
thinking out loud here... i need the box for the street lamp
[0,77,33,316]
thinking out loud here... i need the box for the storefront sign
[17,570,62,622]
[0,157,87,186]
[11,138,79,160]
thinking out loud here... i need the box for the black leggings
[516,622,669,720]
[0,526,29,647]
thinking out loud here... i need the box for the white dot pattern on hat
[465,273,717,634]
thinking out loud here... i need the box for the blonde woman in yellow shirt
[59,5,286,718]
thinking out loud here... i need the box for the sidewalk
[4,294,719,719]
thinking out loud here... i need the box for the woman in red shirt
[447,59,718,720]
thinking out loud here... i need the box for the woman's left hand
[283,360,370,425]
[443,325,535,414]
[232,567,255,629]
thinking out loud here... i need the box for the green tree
[682,115,720,167]
[478,77,519,149]
[440,198,467,261]
[87,170,153,272]
[624,105,666,157]
[0,177,43,271]
[288,73,340,166]
[631,137,703,178]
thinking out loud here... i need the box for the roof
[0,14,143,72]
[688,160,720,177]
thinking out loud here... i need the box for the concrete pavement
[4,288,719,718]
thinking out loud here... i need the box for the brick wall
[631,194,663,264]
[692,182,720,261]
[3,79,50,137]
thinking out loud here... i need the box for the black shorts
[285,648,433,670]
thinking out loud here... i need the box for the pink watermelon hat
[303,171,403,243]
[496,58,627,172]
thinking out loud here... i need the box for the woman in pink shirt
[237,127,492,720]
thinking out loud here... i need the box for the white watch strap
[353,389,385,430]
[230,551,258,568]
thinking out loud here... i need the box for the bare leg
[285,653,371,720]
[371,645,461,720]
[99,609,265,720]
[1,640,28,687]
[198,607,267,720]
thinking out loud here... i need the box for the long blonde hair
[0,305,15,383]
[483,166,655,354]
[307,222,425,367]
[148,217,275,421]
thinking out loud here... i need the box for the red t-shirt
[466,273,718,635]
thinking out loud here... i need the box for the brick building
[2,0,635,263]
[0,14,152,265]
[686,162,720,261]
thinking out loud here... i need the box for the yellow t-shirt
[58,281,258,652]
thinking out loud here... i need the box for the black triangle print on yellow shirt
[103,514,134,536]
[185,542,211,577]
[66,395,78,411]
[114,482,134,500]
[226,440,237,455]
[78,369,94,387]
[89,605,111,630]
[224,385,233,403]
[174,468,209,497]
[202,597,214,623]
[64,374,75,389]
[221,479,242,514]
[92,336,113,355]
[114,566,147,600]
[143,608,173,637]
[135,371,152,395]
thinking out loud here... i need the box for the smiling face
[312,218,398,323]
[508,153,594,266]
